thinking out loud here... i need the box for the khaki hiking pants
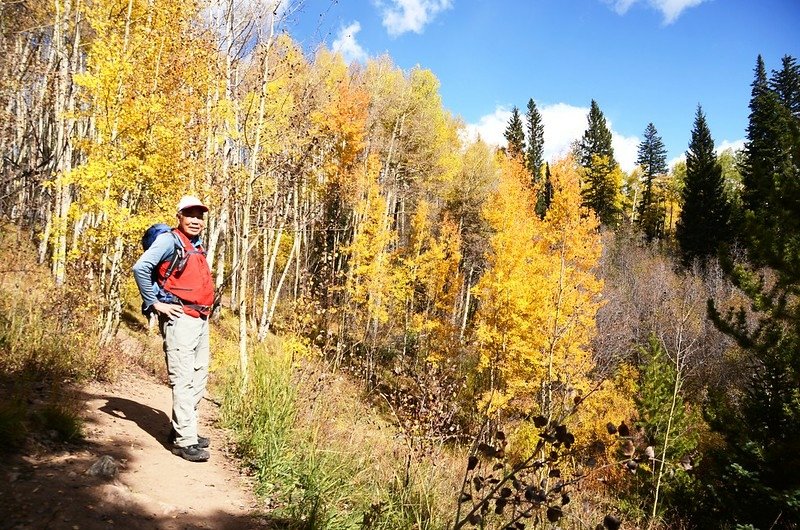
[159,312,209,448]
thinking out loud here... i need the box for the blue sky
[289,0,800,171]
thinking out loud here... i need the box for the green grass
[216,336,457,530]
[0,287,112,383]
[0,297,72,376]
[221,347,299,492]
[35,403,84,442]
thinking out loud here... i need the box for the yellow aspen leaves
[344,157,395,334]
[474,154,605,426]
[399,200,463,363]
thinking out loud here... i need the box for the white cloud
[603,0,709,24]
[717,138,745,154]
[611,131,641,173]
[607,0,638,15]
[462,107,510,147]
[540,103,590,163]
[332,22,369,64]
[464,103,641,173]
[379,0,453,36]
[655,0,708,24]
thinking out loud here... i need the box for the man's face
[177,206,206,237]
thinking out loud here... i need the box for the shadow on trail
[0,387,299,530]
[98,395,171,449]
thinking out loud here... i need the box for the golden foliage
[399,200,463,363]
[70,0,215,248]
[344,157,395,332]
[474,154,605,425]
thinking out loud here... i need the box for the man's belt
[183,303,212,313]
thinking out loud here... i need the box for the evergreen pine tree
[525,98,545,182]
[526,98,547,216]
[741,55,800,272]
[675,106,731,266]
[537,162,553,218]
[742,56,778,216]
[771,55,800,117]
[635,123,668,241]
[504,106,526,160]
[706,55,800,529]
[578,100,615,167]
[578,100,620,226]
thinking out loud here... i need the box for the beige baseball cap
[176,195,208,215]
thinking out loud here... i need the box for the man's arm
[132,233,175,312]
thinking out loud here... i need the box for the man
[133,195,215,462]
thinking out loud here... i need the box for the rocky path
[0,373,273,530]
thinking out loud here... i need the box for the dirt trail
[0,373,274,530]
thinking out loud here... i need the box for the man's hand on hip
[153,302,183,319]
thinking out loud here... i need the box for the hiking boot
[171,444,210,462]
[168,428,210,448]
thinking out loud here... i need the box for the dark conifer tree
[525,98,547,216]
[504,106,526,160]
[770,55,800,117]
[635,123,668,241]
[741,55,799,270]
[525,98,545,183]
[578,100,620,226]
[537,162,553,218]
[675,106,731,266]
[742,56,778,216]
[706,56,800,529]
[578,100,615,166]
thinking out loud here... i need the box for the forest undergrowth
[211,321,639,530]
[4,213,775,530]
[0,224,113,451]
[214,325,464,529]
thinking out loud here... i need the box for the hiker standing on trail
[132,195,215,462]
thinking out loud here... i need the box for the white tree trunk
[266,234,297,332]
[257,214,285,340]
[238,4,279,389]
[51,0,73,285]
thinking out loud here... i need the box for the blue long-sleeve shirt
[132,231,203,311]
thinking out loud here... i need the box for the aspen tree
[307,49,370,331]
[236,1,285,385]
[51,0,80,286]
[70,0,213,342]
[474,154,604,431]
[343,154,393,381]
[400,200,463,363]
[255,36,310,340]
[361,61,459,247]
[444,139,496,338]
[202,0,253,298]
[539,156,604,421]
[474,154,544,413]
[0,3,65,251]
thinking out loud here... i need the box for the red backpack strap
[161,230,185,282]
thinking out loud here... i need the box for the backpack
[141,223,184,281]
[141,223,172,251]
